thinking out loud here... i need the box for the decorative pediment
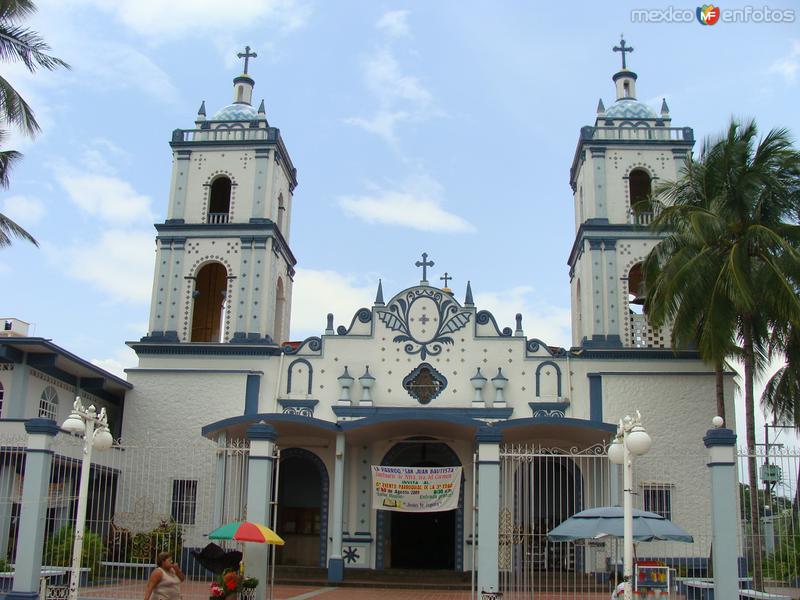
[377,287,471,359]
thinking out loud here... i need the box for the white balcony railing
[207,212,229,224]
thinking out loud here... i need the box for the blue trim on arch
[332,407,512,420]
[279,447,329,568]
[287,358,313,394]
[493,416,616,434]
[535,360,562,397]
[201,412,340,437]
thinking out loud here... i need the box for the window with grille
[642,484,672,520]
[171,480,198,524]
[38,386,59,420]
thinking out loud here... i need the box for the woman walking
[144,552,186,600]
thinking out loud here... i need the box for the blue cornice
[332,406,513,420]
[155,220,297,267]
[574,348,702,359]
[703,428,736,447]
[246,422,277,441]
[128,341,283,357]
[25,418,60,436]
[279,399,319,409]
[567,223,665,268]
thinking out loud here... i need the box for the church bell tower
[143,47,297,345]
[567,37,695,349]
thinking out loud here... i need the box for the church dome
[604,98,658,120]
[212,103,258,121]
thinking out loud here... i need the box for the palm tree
[0,0,69,247]
[643,120,800,591]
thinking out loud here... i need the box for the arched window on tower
[191,262,228,342]
[277,193,286,231]
[627,262,647,347]
[208,177,232,224]
[623,81,630,98]
[0,381,4,417]
[274,277,286,344]
[629,169,653,224]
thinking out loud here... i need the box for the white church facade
[0,41,733,593]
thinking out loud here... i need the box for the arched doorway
[376,440,463,570]
[275,448,328,567]
[191,262,227,342]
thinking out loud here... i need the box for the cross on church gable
[415,252,434,283]
[613,35,633,70]
[440,272,452,288]
[237,45,258,75]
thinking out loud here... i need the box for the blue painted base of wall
[327,557,344,582]
[4,592,41,600]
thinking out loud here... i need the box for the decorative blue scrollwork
[526,338,569,358]
[337,308,373,336]
[283,336,322,354]
[475,310,512,337]
[378,288,471,359]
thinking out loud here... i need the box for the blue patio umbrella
[547,506,694,543]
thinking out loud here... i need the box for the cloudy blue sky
[2,0,799,423]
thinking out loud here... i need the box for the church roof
[604,98,658,120]
[212,102,258,121]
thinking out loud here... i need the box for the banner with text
[372,465,462,512]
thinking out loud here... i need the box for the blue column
[8,419,59,600]
[704,425,738,600]
[211,432,227,530]
[476,427,501,596]
[245,423,276,600]
[328,432,345,582]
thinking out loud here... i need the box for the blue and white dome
[212,103,258,121]
[604,99,658,120]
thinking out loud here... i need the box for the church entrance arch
[275,448,329,567]
[376,439,463,570]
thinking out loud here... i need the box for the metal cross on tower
[440,272,452,288]
[613,35,633,70]
[237,45,258,75]
[415,253,434,283]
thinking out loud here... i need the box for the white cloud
[345,43,441,143]
[475,286,572,348]
[376,10,410,38]
[91,347,138,379]
[770,40,800,84]
[290,268,376,338]
[45,230,155,303]
[2,195,46,226]
[57,171,155,224]
[79,0,311,40]
[338,175,474,233]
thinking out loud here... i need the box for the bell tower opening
[629,169,652,219]
[191,262,228,342]
[208,177,232,224]
[273,278,285,344]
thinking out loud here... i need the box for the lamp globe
[608,436,625,465]
[626,425,652,456]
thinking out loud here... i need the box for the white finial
[712,416,724,428]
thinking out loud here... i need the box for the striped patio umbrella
[208,521,285,545]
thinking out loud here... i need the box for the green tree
[0,0,68,247]
[643,120,800,590]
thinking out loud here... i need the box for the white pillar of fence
[244,423,277,600]
[327,432,345,582]
[477,426,501,596]
[8,419,60,600]
[704,421,739,599]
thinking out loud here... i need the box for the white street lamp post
[608,410,651,600]
[62,397,114,600]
